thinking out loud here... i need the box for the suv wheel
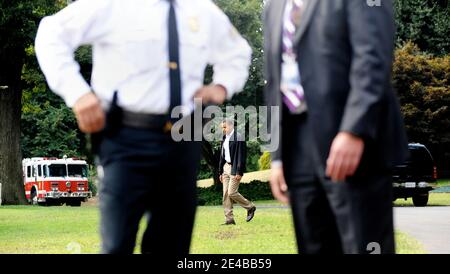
[412,193,429,207]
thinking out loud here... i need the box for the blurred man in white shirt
[35,0,251,254]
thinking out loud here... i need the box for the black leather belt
[226,162,232,165]
[121,110,173,132]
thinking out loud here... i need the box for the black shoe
[246,206,256,222]
[221,220,236,225]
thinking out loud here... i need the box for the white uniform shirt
[223,129,234,163]
[35,0,252,114]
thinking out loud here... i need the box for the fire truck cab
[23,156,91,206]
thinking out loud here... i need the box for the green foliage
[197,183,222,205]
[213,0,265,107]
[197,180,272,206]
[258,151,271,171]
[394,0,450,56]
[75,46,93,81]
[0,0,62,54]
[21,42,87,159]
[393,42,450,175]
[88,180,97,197]
[21,104,85,158]
[88,165,97,197]
[198,159,214,180]
[21,45,91,160]
[246,140,262,172]
[393,42,450,144]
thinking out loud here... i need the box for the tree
[215,0,265,108]
[201,141,222,185]
[394,0,450,56]
[393,42,450,176]
[200,0,264,185]
[0,0,61,205]
[14,0,264,189]
[21,45,90,161]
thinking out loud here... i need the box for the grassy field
[0,200,426,254]
[437,179,450,187]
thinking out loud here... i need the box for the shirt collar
[226,129,235,138]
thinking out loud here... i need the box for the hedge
[258,151,271,170]
[197,180,273,206]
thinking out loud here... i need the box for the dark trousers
[97,126,201,254]
[282,109,395,254]
[289,175,395,254]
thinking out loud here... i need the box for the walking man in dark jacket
[219,118,256,225]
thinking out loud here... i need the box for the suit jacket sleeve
[262,3,272,98]
[263,1,283,163]
[339,0,395,141]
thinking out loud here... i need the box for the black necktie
[167,0,181,116]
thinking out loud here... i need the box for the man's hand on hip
[73,92,105,133]
[234,175,242,181]
[326,132,365,182]
[269,166,289,204]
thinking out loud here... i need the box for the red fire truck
[23,156,91,206]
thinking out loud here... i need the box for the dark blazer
[219,132,247,176]
[263,0,409,177]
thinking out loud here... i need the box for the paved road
[394,206,450,254]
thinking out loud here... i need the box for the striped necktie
[282,0,303,55]
[281,0,307,114]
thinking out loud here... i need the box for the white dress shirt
[223,129,234,163]
[35,0,252,114]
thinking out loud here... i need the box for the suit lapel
[271,0,288,58]
[267,0,288,113]
[230,131,236,144]
[293,0,319,45]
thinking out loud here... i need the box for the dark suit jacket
[219,132,247,176]
[263,0,409,178]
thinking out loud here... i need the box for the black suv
[392,143,438,207]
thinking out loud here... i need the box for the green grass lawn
[437,179,450,187]
[190,205,296,254]
[0,201,426,254]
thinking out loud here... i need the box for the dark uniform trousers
[97,125,201,254]
[282,111,395,254]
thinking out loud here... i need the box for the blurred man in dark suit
[263,0,408,254]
